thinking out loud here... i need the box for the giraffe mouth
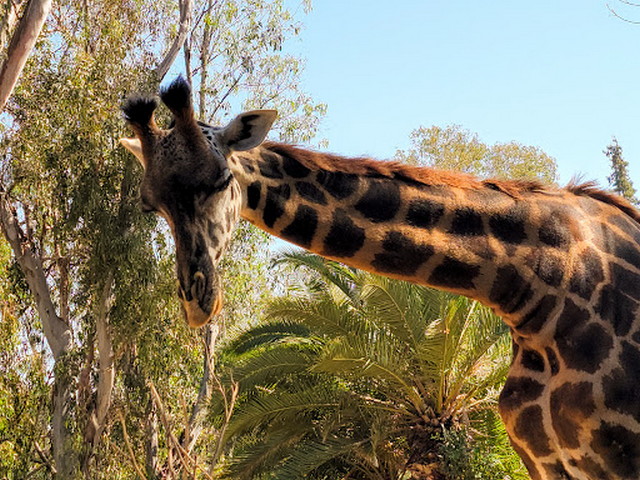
[182,291,223,327]
[180,271,224,327]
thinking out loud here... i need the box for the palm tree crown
[214,251,526,479]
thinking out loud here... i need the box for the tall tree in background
[395,124,558,183]
[0,0,324,477]
[605,137,638,204]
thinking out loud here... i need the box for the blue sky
[284,0,640,187]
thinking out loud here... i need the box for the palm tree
[213,251,526,479]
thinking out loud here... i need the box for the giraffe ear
[220,110,277,152]
[120,137,146,167]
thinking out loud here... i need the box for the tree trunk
[154,0,192,83]
[0,0,52,111]
[145,400,160,479]
[0,0,27,60]
[197,0,213,120]
[92,272,115,443]
[81,273,116,473]
[0,190,77,477]
[155,322,219,476]
[183,322,219,452]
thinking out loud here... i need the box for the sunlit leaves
[215,252,523,479]
[396,124,558,184]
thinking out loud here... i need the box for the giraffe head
[120,76,276,327]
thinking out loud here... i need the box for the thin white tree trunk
[0,190,75,477]
[183,322,219,452]
[92,272,115,443]
[0,191,71,358]
[155,0,192,82]
[0,0,52,111]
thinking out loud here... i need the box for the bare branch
[607,2,640,23]
[117,411,147,480]
[33,440,56,475]
[0,0,53,112]
[149,381,215,480]
[155,0,193,83]
[619,0,640,6]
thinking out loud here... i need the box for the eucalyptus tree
[395,124,557,183]
[0,0,324,477]
[213,252,527,480]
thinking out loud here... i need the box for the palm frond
[266,295,364,339]
[269,437,359,480]
[360,277,432,349]
[230,343,320,391]
[225,382,341,440]
[223,320,313,357]
[273,250,360,303]
[224,422,312,479]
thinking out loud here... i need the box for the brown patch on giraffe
[322,209,365,258]
[371,231,434,275]
[595,284,639,336]
[490,265,535,315]
[517,295,558,334]
[554,298,614,373]
[520,349,545,372]
[568,247,605,301]
[541,461,573,480]
[571,456,612,480]
[602,341,640,422]
[280,205,318,248]
[545,347,560,375]
[514,405,553,457]
[534,251,566,287]
[488,203,529,245]
[550,381,596,449]
[590,422,640,478]
[510,442,544,480]
[499,376,545,411]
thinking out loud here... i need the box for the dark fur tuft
[160,75,192,112]
[122,95,158,125]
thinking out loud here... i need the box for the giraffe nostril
[192,271,207,304]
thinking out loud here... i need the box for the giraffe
[120,76,640,480]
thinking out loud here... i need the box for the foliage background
[0,1,635,479]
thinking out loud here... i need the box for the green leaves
[216,252,521,479]
[396,124,558,184]
[605,137,638,205]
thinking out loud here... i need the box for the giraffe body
[121,77,640,480]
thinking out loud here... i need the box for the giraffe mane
[567,180,640,225]
[263,142,547,198]
[263,143,640,225]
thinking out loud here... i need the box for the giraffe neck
[227,142,572,330]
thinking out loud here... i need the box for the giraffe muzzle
[180,271,223,327]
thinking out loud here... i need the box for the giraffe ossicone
[122,76,640,480]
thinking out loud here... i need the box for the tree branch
[117,411,147,480]
[155,0,193,83]
[181,323,218,452]
[607,2,640,23]
[0,0,52,111]
[92,271,115,445]
[0,187,72,359]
